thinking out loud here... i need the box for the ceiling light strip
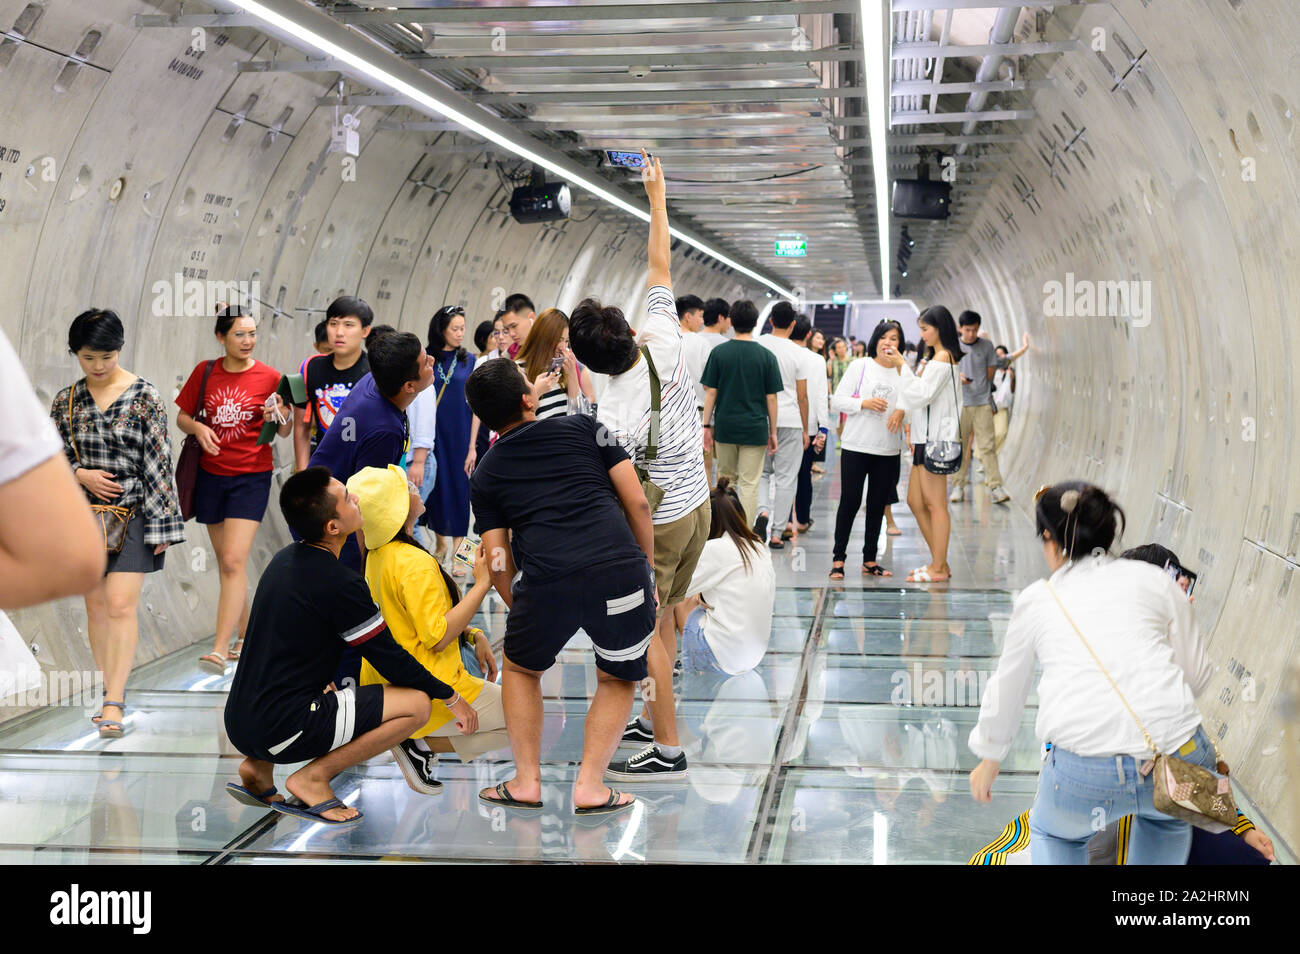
[859,0,891,299]
[229,0,794,298]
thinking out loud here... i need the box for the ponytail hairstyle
[1034,480,1126,562]
[568,297,638,374]
[709,477,764,573]
[917,305,964,363]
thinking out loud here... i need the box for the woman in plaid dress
[51,309,185,739]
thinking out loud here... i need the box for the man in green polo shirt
[699,299,782,524]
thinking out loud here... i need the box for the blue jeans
[1029,725,1219,865]
[679,608,726,674]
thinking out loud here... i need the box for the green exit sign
[832,292,849,305]
[774,238,807,257]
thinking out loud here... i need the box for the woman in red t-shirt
[176,307,291,674]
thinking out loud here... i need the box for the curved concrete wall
[1,0,1296,848]
[926,0,1299,844]
[0,1,753,717]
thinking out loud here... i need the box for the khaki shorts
[426,680,509,762]
[652,499,711,613]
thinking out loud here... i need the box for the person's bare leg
[573,668,636,809]
[481,658,544,803]
[643,623,679,747]
[236,757,284,802]
[283,686,431,822]
[85,583,110,722]
[90,573,144,727]
[211,518,258,657]
[907,466,933,552]
[885,505,900,533]
[922,472,951,577]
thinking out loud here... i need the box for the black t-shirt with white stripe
[225,543,452,746]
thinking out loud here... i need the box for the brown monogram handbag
[67,386,136,555]
[1046,581,1237,833]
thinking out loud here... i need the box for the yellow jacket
[359,539,483,736]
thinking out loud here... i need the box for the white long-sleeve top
[796,346,830,435]
[407,384,437,452]
[684,535,776,674]
[968,555,1214,762]
[829,357,907,455]
[896,357,962,445]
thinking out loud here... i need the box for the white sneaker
[989,485,1011,504]
[949,486,965,503]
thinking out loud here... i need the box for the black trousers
[793,441,819,525]
[832,449,901,564]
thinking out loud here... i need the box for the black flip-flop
[828,563,846,581]
[862,564,892,577]
[768,538,785,550]
[271,796,362,828]
[478,781,543,811]
[574,788,636,817]
[225,782,282,808]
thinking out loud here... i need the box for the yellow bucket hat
[345,464,410,549]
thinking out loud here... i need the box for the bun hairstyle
[568,297,638,375]
[709,477,764,573]
[1035,480,1126,561]
[214,303,247,337]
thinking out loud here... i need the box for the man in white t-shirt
[0,328,105,607]
[569,151,710,781]
[790,317,829,534]
[680,296,730,487]
[754,301,809,548]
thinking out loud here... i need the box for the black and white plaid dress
[51,376,186,573]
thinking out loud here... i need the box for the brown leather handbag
[67,386,134,555]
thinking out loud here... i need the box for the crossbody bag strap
[1046,579,1160,757]
[67,385,80,464]
[641,345,660,462]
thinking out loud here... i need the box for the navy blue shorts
[912,443,926,467]
[225,684,385,764]
[195,468,273,524]
[505,558,656,681]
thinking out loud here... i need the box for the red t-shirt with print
[176,359,282,475]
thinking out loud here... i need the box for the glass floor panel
[784,703,1044,773]
[767,769,1040,864]
[819,618,1003,657]
[825,590,1014,620]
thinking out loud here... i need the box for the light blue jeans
[1029,724,1219,865]
[679,607,726,674]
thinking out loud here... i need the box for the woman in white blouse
[827,320,908,580]
[877,306,964,582]
[968,482,1219,865]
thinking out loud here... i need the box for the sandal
[574,787,636,818]
[478,781,543,811]
[198,652,227,675]
[828,563,846,581]
[271,796,362,828]
[226,639,244,661]
[225,783,283,808]
[95,700,127,739]
[862,563,893,577]
[906,566,933,583]
[886,525,902,536]
[768,538,785,550]
[781,527,794,541]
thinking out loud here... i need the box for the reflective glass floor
[2,461,1286,863]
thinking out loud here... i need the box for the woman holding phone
[514,308,593,420]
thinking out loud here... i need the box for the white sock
[637,715,653,731]
[413,737,433,753]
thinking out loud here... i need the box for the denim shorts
[680,607,726,674]
[1029,724,1219,865]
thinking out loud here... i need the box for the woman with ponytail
[968,480,1220,865]
[672,477,776,674]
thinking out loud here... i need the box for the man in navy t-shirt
[466,358,656,819]
[309,330,433,687]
